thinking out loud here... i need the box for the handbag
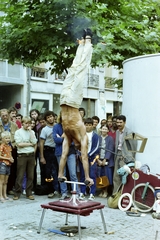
[107,188,122,209]
[96,176,109,188]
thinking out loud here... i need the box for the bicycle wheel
[131,183,155,213]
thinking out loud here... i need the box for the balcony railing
[105,77,123,90]
[88,73,99,88]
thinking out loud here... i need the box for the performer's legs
[58,135,71,180]
[80,133,93,185]
[60,39,93,108]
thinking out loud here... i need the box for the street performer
[58,28,93,186]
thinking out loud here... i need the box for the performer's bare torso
[61,105,86,148]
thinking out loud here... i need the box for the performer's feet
[77,38,85,45]
[83,28,93,39]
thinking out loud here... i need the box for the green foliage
[0,0,160,79]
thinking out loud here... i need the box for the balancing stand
[37,181,107,240]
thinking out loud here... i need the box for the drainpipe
[26,67,31,115]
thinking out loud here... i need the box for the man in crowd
[113,115,137,194]
[92,115,100,133]
[13,116,37,200]
[8,106,21,128]
[40,111,59,198]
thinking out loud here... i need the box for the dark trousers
[79,158,97,195]
[33,148,46,187]
[14,153,35,197]
[43,148,59,193]
[7,147,17,192]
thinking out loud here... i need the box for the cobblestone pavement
[0,193,158,240]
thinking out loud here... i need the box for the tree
[0,0,160,79]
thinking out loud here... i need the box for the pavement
[0,192,158,240]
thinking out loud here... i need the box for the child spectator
[0,131,14,202]
[152,191,160,219]
[79,118,99,201]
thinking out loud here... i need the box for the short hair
[117,115,126,122]
[92,116,100,123]
[43,111,55,121]
[8,106,18,114]
[112,115,117,121]
[0,109,8,116]
[79,107,86,117]
[100,124,109,130]
[84,117,93,125]
[38,114,45,121]
[22,116,31,123]
[16,113,23,119]
[100,119,107,124]
[1,131,11,138]
[107,116,112,121]
[31,118,36,123]
[29,109,40,117]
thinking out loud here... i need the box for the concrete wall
[123,53,160,174]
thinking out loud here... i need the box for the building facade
[0,60,123,120]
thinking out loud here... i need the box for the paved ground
[0,192,158,240]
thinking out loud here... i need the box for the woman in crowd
[97,124,115,197]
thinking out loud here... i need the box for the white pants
[60,41,93,108]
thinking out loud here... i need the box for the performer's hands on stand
[84,178,94,186]
[58,176,94,186]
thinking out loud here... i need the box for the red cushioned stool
[37,198,107,240]
[37,181,107,239]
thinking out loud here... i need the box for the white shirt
[118,129,124,150]
[14,128,37,154]
[86,132,92,153]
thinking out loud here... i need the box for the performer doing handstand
[58,28,94,186]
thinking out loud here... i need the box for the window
[31,67,47,79]
[31,99,49,113]
[88,73,99,88]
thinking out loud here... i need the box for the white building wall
[123,53,160,173]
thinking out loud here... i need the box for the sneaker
[88,194,95,201]
[102,191,108,198]
[54,191,60,197]
[60,194,69,200]
[82,28,93,39]
[79,193,85,200]
[22,190,26,195]
[48,193,54,198]
[27,195,35,200]
[98,192,103,197]
[8,190,14,195]
[13,196,19,200]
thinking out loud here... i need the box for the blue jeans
[56,154,79,194]
[79,158,97,195]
